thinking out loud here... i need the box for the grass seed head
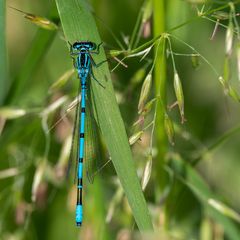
[164,113,175,146]
[173,72,185,124]
[138,73,152,113]
[225,19,234,56]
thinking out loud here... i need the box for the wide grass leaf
[169,156,240,240]
[55,0,153,231]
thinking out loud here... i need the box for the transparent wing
[85,93,103,184]
[67,58,111,184]
[67,88,105,184]
[67,89,81,183]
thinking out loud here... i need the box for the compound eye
[73,42,81,50]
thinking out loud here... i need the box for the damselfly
[69,41,104,226]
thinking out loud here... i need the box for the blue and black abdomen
[69,40,100,227]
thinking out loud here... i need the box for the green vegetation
[1,0,240,239]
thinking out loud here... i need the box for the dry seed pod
[225,18,234,56]
[139,98,156,116]
[10,7,58,30]
[164,113,175,146]
[129,131,144,145]
[173,72,185,124]
[208,198,240,222]
[212,11,230,20]
[141,154,152,191]
[25,15,58,30]
[138,73,152,113]
[143,21,151,38]
[141,0,153,38]
[0,168,19,179]
[142,0,153,24]
[31,160,46,202]
[0,107,26,119]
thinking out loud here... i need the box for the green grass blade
[153,0,167,190]
[193,124,240,165]
[55,0,153,231]
[6,6,58,105]
[169,156,240,239]
[0,0,8,105]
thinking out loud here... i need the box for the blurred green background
[1,0,240,239]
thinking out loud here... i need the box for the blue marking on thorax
[76,48,91,79]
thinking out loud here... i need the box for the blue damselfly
[69,41,104,226]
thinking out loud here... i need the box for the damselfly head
[72,41,96,51]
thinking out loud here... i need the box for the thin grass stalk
[6,6,58,105]
[55,0,153,231]
[153,0,169,230]
[153,1,167,192]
